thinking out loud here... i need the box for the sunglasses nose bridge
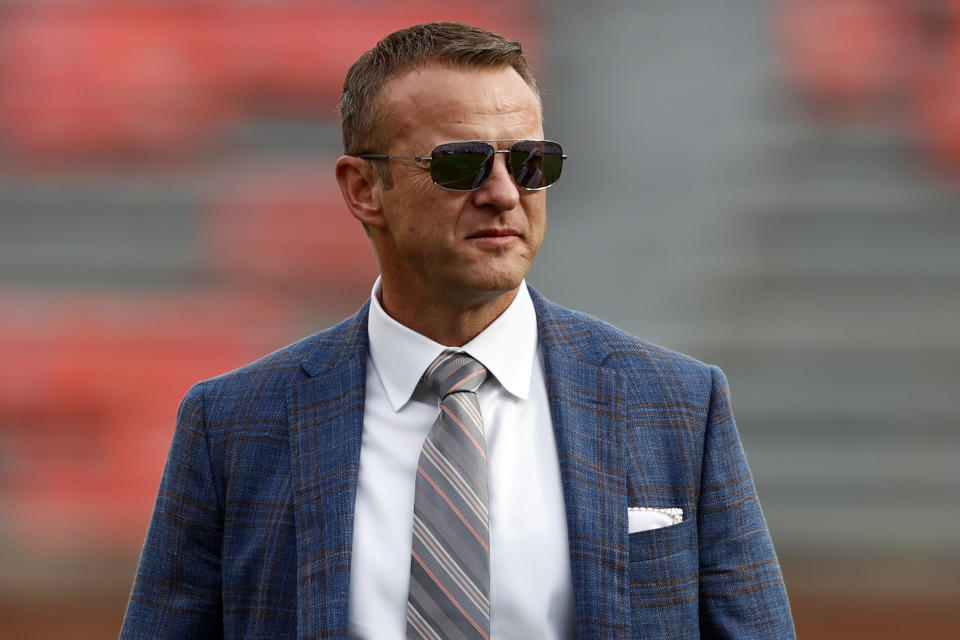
[488,148,513,178]
[483,149,516,186]
[472,149,522,208]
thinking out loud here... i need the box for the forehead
[378,64,543,148]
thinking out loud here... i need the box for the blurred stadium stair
[700,119,960,580]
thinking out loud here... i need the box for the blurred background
[0,0,957,637]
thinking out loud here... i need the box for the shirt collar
[367,277,539,411]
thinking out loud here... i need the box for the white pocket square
[628,507,683,533]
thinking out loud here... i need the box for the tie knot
[422,350,489,399]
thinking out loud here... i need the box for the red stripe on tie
[448,367,487,392]
[412,519,490,612]
[440,405,486,459]
[422,446,486,517]
[412,550,490,640]
[417,465,489,552]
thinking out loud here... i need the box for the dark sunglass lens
[510,141,564,189]
[430,143,493,191]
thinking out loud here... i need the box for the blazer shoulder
[530,286,715,396]
[188,302,369,405]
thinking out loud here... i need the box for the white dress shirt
[347,279,575,640]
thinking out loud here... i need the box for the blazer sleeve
[697,366,796,639]
[120,381,224,639]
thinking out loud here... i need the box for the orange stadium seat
[909,0,960,169]
[0,3,229,159]
[0,0,541,158]
[776,0,917,119]
[209,1,541,110]
[0,293,296,551]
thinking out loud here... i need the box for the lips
[466,228,521,240]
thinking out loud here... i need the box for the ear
[335,155,386,228]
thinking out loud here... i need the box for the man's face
[370,64,547,311]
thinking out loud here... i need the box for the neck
[379,284,519,347]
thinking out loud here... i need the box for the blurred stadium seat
[776,0,960,171]
[0,2,230,158]
[776,0,917,118]
[0,0,539,159]
[211,1,538,110]
[0,293,295,552]
[910,0,960,169]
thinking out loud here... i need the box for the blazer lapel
[287,305,369,639]
[532,288,631,640]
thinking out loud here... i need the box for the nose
[472,153,520,211]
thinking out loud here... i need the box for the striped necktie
[406,351,491,640]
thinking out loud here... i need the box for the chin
[464,271,526,297]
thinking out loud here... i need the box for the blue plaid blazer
[121,287,795,639]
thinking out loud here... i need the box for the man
[121,22,795,640]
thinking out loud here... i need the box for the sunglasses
[354,139,566,192]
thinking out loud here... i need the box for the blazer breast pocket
[628,518,698,638]
[628,518,694,562]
